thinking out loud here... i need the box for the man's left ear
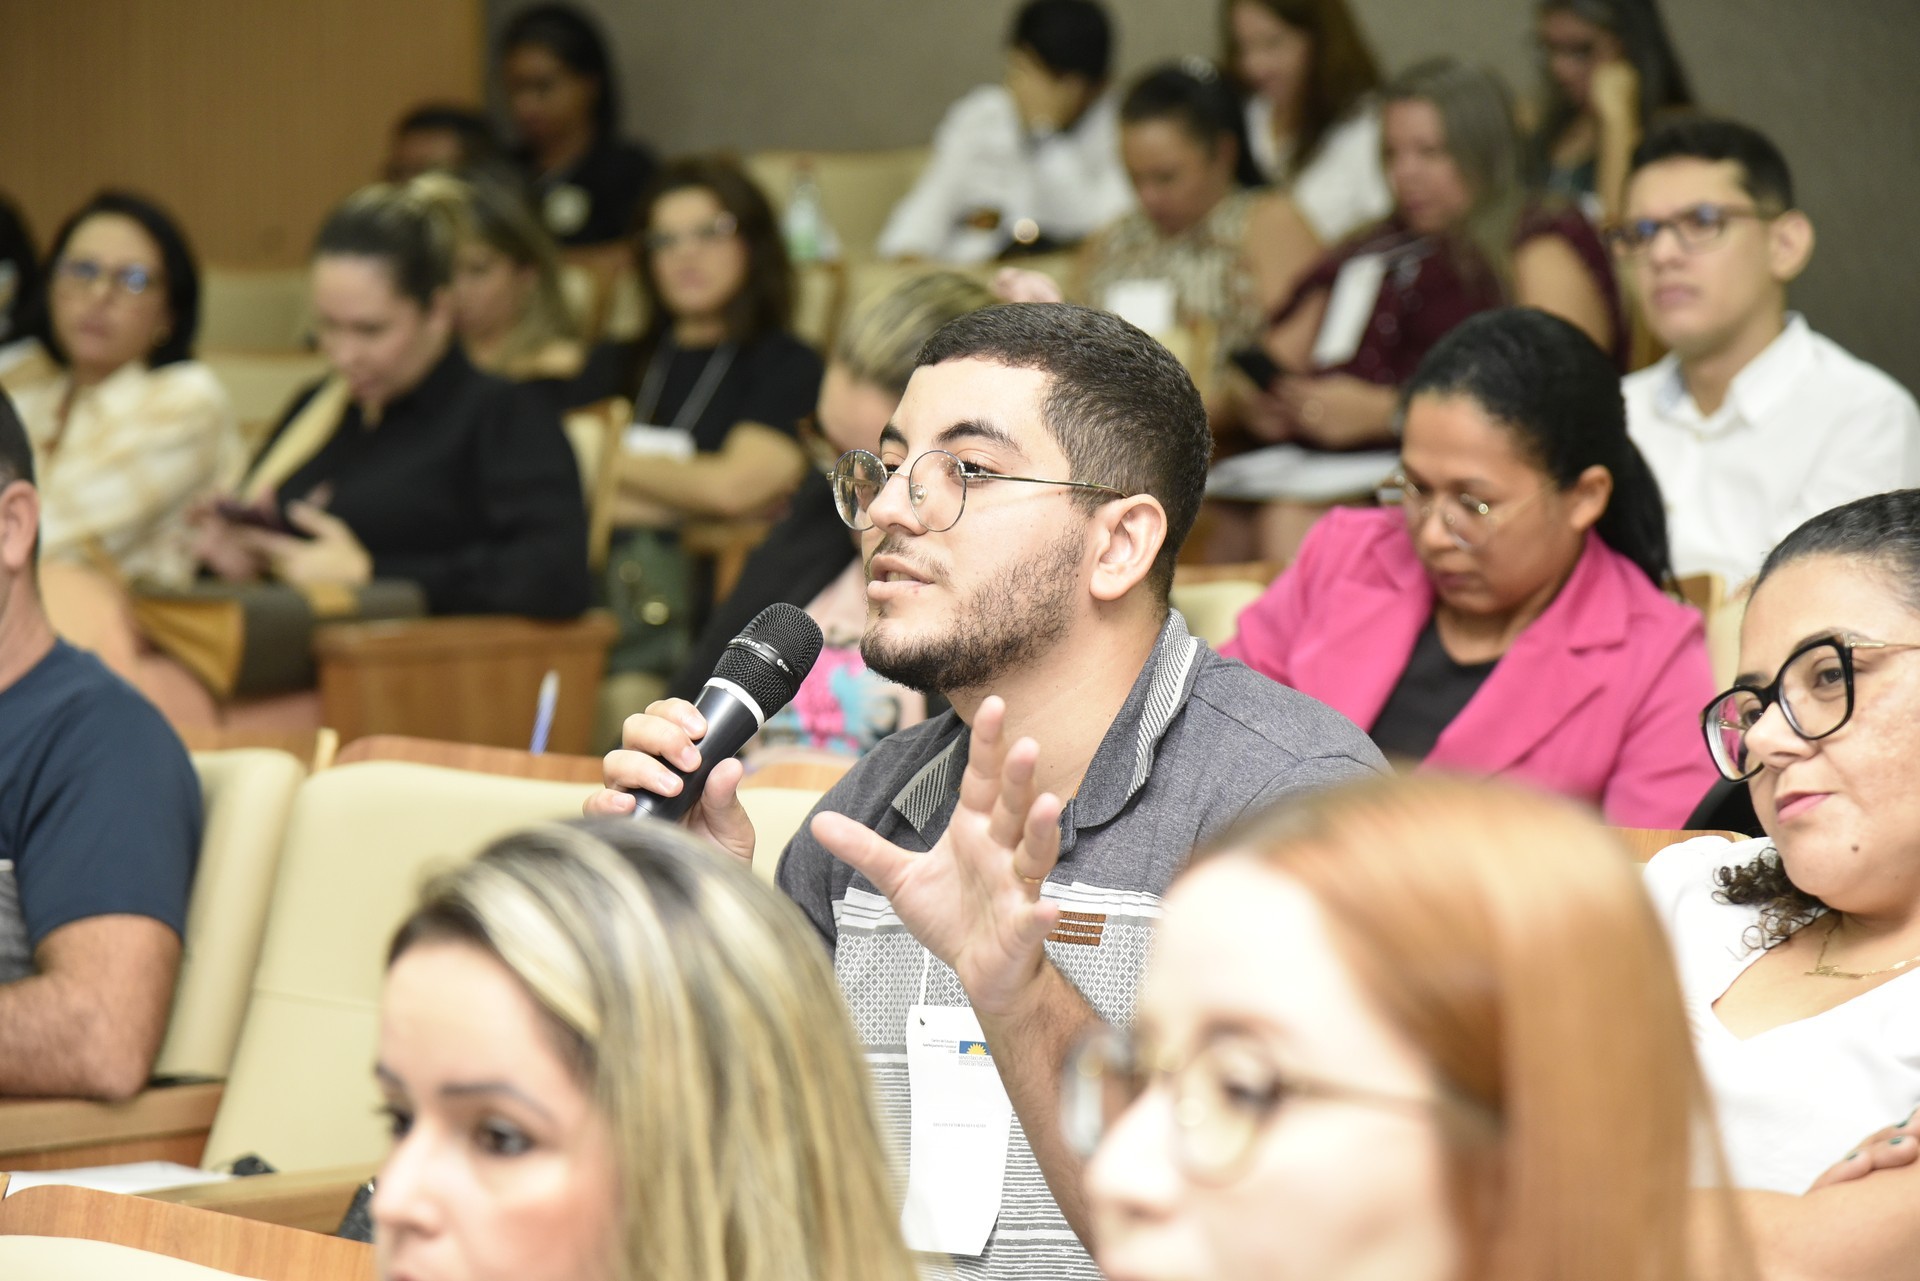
[1769,210,1815,284]
[1089,495,1167,602]
[1567,464,1614,535]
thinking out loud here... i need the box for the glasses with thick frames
[55,258,158,298]
[1702,633,1920,781]
[832,448,1127,533]
[1602,204,1769,257]
[1060,1025,1447,1184]
[1376,472,1547,552]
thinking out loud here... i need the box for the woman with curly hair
[1647,487,1920,1278]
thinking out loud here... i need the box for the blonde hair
[1210,776,1750,1281]
[389,820,915,1281]
[834,271,998,395]
[451,174,581,377]
[1383,58,1528,291]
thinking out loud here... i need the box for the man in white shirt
[878,0,1134,265]
[1613,117,1920,588]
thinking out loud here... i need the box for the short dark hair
[499,3,620,140]
[395,102,504,169]
[1009,0,1112,83]
[36,190,202,369]
[1403,307,1672,588]
[1630,116,1795,211]
[915,303,1210,600]
[1121,61,1262,188]
[631,155,792,352]
[0,388,33,488]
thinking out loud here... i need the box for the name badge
[1103,278,1178,337]
[900,1003,1014,1256]
[1311,251,1388,368]
[622,421,695,460]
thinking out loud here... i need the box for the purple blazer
[1219,508,1719,826]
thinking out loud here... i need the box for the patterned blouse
[1084,189,1267,368]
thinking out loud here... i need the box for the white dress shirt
[1624,314,1920,586]
[1243,97,1392,245]
[877,84,1134,265]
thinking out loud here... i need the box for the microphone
[631,602,825,821]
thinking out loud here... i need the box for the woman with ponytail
[196,177,591,619]
[1222,307,1717,824]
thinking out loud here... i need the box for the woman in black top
[198,179,591,619]
[499,4,658,249]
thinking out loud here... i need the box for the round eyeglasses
[831,448,1127,534]
[1376,472,1548,553]
[1060,1025,1445,1184]
[1702,633,1920,781]
[54,258,157,298]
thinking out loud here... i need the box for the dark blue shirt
[0,641,201,982]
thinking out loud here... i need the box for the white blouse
[1645,836,1920,1193]
[1243,96,1392,244]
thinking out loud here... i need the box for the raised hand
[811,696,1064,1017]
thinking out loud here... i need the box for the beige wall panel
[508,0,1917,392]
[0,0,483,268]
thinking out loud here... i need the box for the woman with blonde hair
[442,173,586,387]
[1078,775,1749,1281]
[374,817,916,1281]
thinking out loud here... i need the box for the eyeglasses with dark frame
[1701,633,1920,782]
[831,447,1128,533]
[1376,471,1549,553]
[1059,1024,1446,1185]
[1602,204,1770,257]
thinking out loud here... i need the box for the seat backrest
[203,762,591,1171]
[0,1184,371,1281]
[1169,578,1269,648]
[737,786,829,880]
[743,147,931,260]
[334,734,604,783]
[1612,827,1750,862]
[560,397,630,573]
[157,749,308,1080]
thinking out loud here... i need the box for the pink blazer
[1219,507,1719,826]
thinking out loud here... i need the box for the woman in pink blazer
[1221,308,1717,825]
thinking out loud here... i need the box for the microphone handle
[631,680,767,822]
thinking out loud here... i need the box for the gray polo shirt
[777,610,1386,1280]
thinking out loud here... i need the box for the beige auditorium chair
[157,748,309,1081]
[743,147,930,262]
[199,352,330,454]
[200,760,594,1173]
[1169,562,1284,649]
[197,270,314,353]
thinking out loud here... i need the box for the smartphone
[1228,346,1286,390]
[214,499,295,536]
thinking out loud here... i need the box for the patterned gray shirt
[776,610,1387,1279]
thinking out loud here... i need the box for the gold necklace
[1805,915,1920,980]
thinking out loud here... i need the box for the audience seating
[1674,571,1746,689]
[159,750,309,1081]
[332,733,603,783]
[561,397,632,574]
[200,760,593,1173]
[743,147,931,262]
[196,271,314,354]
[738,757,852,879]
[0,1082,223,1173]
[198,352,331,453]
[1170,561,1283,648]
[312,612,617,754]
[177,728,339,773]
[1613,827,1751,862]
[0,1181,372,1281]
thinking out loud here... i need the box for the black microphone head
[714,603,825,717]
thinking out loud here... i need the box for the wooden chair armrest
[146,1164,380,1235]
[312,612,618,662]
[0,1082,223,1171]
